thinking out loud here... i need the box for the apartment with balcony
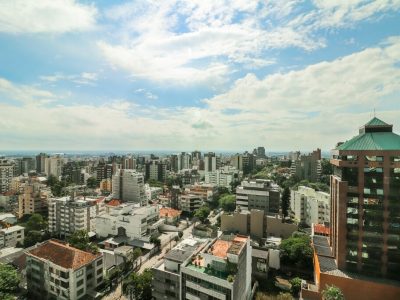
[0,225,24,248]
[181,235,252,300]
[26,239,103,300]
[179,194,202,214]
[48,196,105,237]
[291,186,330,226]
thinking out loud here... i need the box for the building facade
[290,149,322,182]
[179,194,202,214]
[112,169,146,205]
[0,159,14,194]
[26,239,103,300]
[18,182,49,218]
[236,179,280,214]
[0,225,24,248]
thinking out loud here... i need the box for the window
[96,259,102,266]
[76,269,84,278]
[365,156,383,162]
[77,288,84,296]
[77,279,84,287]
[97,269,102,275]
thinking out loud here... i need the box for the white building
[205,166,241,190]
[291,186,330,226]
[95,204,162,240]
[204,152,220,172]
[48,196,105,236]
[181,235,252,300]
[0,213,17,225]
[26,239,103,300]
[177,152,191,171]
[0,159,14,194]
[112,169,146,205]
[44,156,63,178]
[144,184,163,202]
[0,225,24,248]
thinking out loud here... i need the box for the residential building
[36,153,48,174]
[171,185,181,210]
[204,152,220,172]
[205,166,241,190]
[44,156,63,178]
[179,194,202,214]
[159,207,181,225]
[152,238,206,300]
[257,146,266,158]
[221,209,298,239]
[291,186,330,226]
[0,159,14,194]
[290,149,321,182]
[181,235,252,300]
[96,163,114,185]
[62,162,83,185]
[145,160,167,182]
[177,152,191,171]
[112,169,146,205]
[0,225,24,248]
[95,204,161,239]
[13,157,35,176]
[18,182,49,218]
[169,155,179,172]
[48,196,105,236]
[179,168,200,185]
[301,118,400,300]
[231,152,255,174]
[99,178,112,192]
[236,179,280,214]
[191,151,202,167]
[185,183,217,203]
[0,213,17,225]
[26,239,103,300]
[122,156,136,170]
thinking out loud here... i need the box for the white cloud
[40,72,98,85]
[0,0,97,34]
[0,77,56,105]
[134,88,158,100]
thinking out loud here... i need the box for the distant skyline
[0,1,399,151]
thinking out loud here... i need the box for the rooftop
[159,207,181,218]
[165,238,201,263]
[106,199,121,207]
[208,235,247,258]
[28,239,101,270]
[336,118,400,151]
[1,225,24,234]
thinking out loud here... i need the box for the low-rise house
[0,213,17,225]
[26,239,103,300]
[159,207,181,225]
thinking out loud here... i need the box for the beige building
[0,225,24,248]
[99,178,112,192]
[18,182,49,218]
[221,209,297,239]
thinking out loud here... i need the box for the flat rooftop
[165,238,202,263]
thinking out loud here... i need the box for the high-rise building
[301,118,400,300]
[177,152,191,170]
[181,235,252,300]
[290,149,321,182]
[44,156,63,178]
[96,162,114,185]
[145,160,167,182]
[62,161,83,184]
[330,118,400,279]
[122,156,136,169]
[36,153,47,173]
[257,146,266,158]
[112,169,146,205]
[18,182,48,218]
[26,239,103,300]
[0,159,14,194]
[236,179,280,214]
[169,155,179,172]
[204,152,220,172]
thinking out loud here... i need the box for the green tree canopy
[123,269,153,300]
[279,233,313,270]
[322,285,345,300]
[86,177,98,189]
[25,213,47,233]
[194,205,211,223]
[68,230,98,253]
[0,263,20,297]
[289,277,302,296]
[219,194,236,212]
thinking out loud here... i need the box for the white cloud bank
[0,0,97,34]
[0,37,400,151]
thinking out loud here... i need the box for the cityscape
[0,1,400,300]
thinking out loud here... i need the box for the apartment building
[0,225,24,248]
[145,160,167,182]
[112,169,146,205]
[44,156,63,178]
[181,235,252,300]
[95,204,161,239]
[0,159,14,194]
[290,149,321,182]
[291,186,330,226]
[48,196,105,236]
[236,179,280,214]
[179,194,202,214]
[205,166,241,190]
[152,238,205,300]
[204,152,220,172]
[18,182,49,218]
[185,183,217,203]
[26,239,103,300]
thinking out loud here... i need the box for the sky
[0,0,400,152]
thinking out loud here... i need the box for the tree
[0,263,20,299]
[194,206,210,223]
[219,194,236,212]
[279,233,313,270]
[290,277,302,296]
[282,187,290,219]
[150,235,161,248]
[123,269,153,300]
[47,174,58,187]
[26,213,47,232]
[86,177,98,189]
[322,285,345,300]
[24,230,43,247]
[68,230,98,253]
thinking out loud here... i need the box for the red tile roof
[314,224,330,235]
[106,199,121,207]
[28,239,101,270]
[159,207,181,218]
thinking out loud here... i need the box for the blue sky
[0,0,399,152]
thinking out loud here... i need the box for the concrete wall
[220,212,248,235]
[266,215,297,239]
